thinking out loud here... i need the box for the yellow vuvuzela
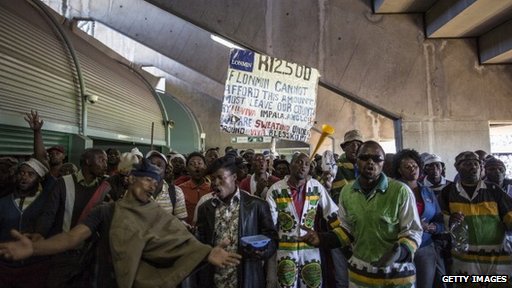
[310,124,335,160]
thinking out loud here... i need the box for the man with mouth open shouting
[300,141,422,288]
[0,159,242,288]
[195,156,278,288]
[179,152,211,226]
[266,152,340,288]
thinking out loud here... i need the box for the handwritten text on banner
[220,49,320,143]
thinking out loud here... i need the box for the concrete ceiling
[43,2,398,107]
[43,0,242,90]
[41,0,512,97]
[35,0,511,144]
[373,0,512,64]
[83,20,226,100]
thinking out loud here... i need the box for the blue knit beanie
[131,158,161,182]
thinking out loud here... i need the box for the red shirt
[175,175,190,186]
[416,196,425,216]
[239,174,280,195]
[179,179,211,224]
[288,180,307,218]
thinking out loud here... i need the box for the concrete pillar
[403,119,490,179]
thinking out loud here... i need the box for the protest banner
[220,49,320,143]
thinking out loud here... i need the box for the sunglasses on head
[357,154,384,162]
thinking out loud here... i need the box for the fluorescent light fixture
[210,34,244,50]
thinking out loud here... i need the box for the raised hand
[208,239,242,268]
[24,110,44,131]
[298,225,320,246]
[0,230,34,261]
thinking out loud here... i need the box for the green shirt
[333,174,423,287]
[339,174,421,261]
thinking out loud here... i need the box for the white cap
[423,154,443,166]
[146,150,168,164]
[21,158,48,178]
[169,153,186,163]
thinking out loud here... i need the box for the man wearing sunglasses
[301,141,422,288]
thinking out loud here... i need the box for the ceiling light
[210,34,244,50]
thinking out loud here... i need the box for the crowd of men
[0,112,511,288]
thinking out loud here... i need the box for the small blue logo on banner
[229,49,254,72]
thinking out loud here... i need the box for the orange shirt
[179,179,211,225]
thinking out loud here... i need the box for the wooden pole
[150,122,154,150]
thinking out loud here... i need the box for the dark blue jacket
[0,188,51,267]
